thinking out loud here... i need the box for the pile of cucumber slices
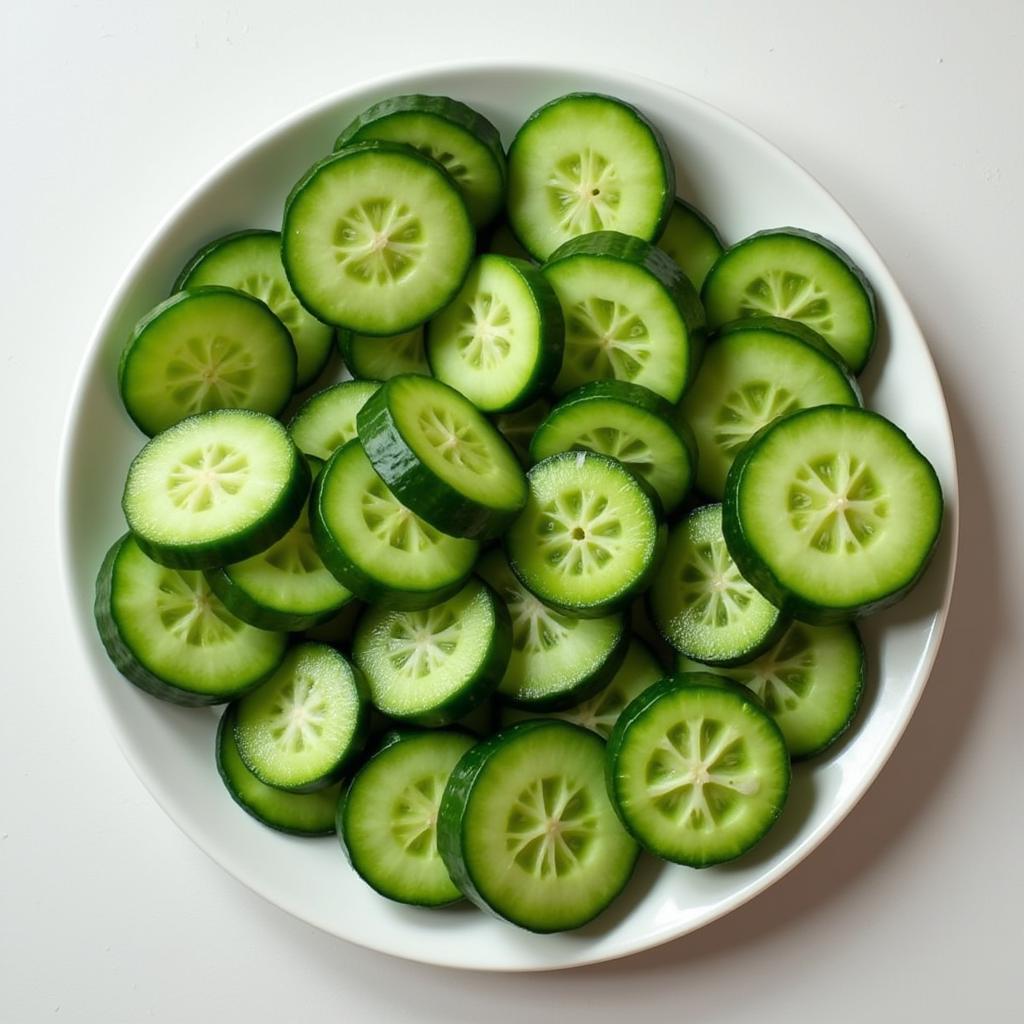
[94,91,943,934]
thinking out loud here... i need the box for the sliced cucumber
[680,316,861,498]
[288,379,381,460]
[282,142,474,334]
[476,548,628,709]
[95,534,286,707]
[357,375,527,539]
[123,409,309,570]
[542,231,705,402]
[438,719,639,932]
[507,93,674,261]
[174,230,333,389]
[492,397,550,466]
[723,405,943,622]
[426,255,564,412]
[649,503,784,665]
[530,380,696,513]
[338,326,430,381]
[702,229,877,374]
[606,674,790,866]
[657,197,725,291]
[118,287,295,436]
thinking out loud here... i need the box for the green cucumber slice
[338,326,430,380]
[288,379,381,460]
[492,398,550,466]
[657,197,725,291]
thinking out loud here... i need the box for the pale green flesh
[288,380,381,459]
[344,327,429,379]
[657,200,723,291]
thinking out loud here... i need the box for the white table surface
[4,0,1022,1019]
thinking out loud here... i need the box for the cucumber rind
[287,379,382,461]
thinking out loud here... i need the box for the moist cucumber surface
[288,379,381,460]
[657,197,725,291]
[339,327,429,380]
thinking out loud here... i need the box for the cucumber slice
[174,230,333,389]
[506,451,660,618]
[338,730,477,906]
[649,504,784,665]
[507,93,674,261]
[217,707,341,835]
[94,534,286,707]
[482,220,535,263]
[118,287,296,436]
[607,674,790,866]
[492,397,550,466]
[338,326,430,381]
[531,380,696,513]
[311,439,479,608]
[657,197,725,291]
[723,405,943,622]
[542,231,705,402]
[677,621,865,759]
[123,409,309,570]
[288,379,381,460]
[679,317,861,498]
[438,719,639,932]
[233,642,368,791]
[335,94,506,228]
[701,229,877,374]
[357,375,527,539]
[477,548,628,709]
[353,578,511,726]
[282,142,475,334]
[426,255,564,412]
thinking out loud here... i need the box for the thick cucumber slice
[123,410,309,570]
[680,317,861,498]
[649,504,784,665]
[335,94,506,228]
[118,287,296,436]
[607,674,790,866]
[477,549,628,709]
[288,379,381,460]
[531,380,696,513]
[311,439,478,608]
[507,93,674,261]
[94,534,286,707]
[723,405,943,622]
[542,231,705,402]
[492,398,550,466]
[217,708,341,835]
[339,730,477,906]
[352,578,511,726]
[282,142,475,334]
[338,326,429,381]
[506,451,660,617]
[233,642,368,792]
[702,229,877,374]
[426,255,564,412]
[677,621,864,758]
[438,720,639,932]
[482,220,535,263]
[657,197,725,291]
[174,230,333,389]
[357,375,527,539]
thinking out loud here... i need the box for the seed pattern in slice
[288,380,381,460]
[739,271,834,335]
[156,566,243,644]
[333,198,425,285]
[166,442,249,512]
[415,404,492,475]
[548,148,621,236]
[536,486,628,578]
[360,476,443,553]
[565,296,650,382]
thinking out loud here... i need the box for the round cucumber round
[657,197,725,291]
[338,326,430,381]
[288,379,381,461]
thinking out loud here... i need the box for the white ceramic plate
[57,62,958,971]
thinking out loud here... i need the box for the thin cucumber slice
[543,231,705,402]
[233,642,368,792]
[94,534,286,707]
[174,230,333,389]
[123,410,309,570]
[438,719,639,932]
[607,674,790,866]
[507,93,674,261]
[506,451,660,618]
[426,254,564,413]
[282,142,474,334]
[492,397,550,466]
[657,197,725,291]
[649,504,784,665]
[335,94,506,228]
[311,438,479,608]
[482,220,535,262]
[357,375,527,539]
[723,405,943,622]
[677,621,865,759]
[118,287,296,436]
[477,548,628,709]
[352,578,511,726]
[701,229,877,374]
[217,707,341,835]
[680,317,861,498]
[288,379,381,460]
[338,730,477,906]
[338,326,430,381]
[531,380,696,514]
